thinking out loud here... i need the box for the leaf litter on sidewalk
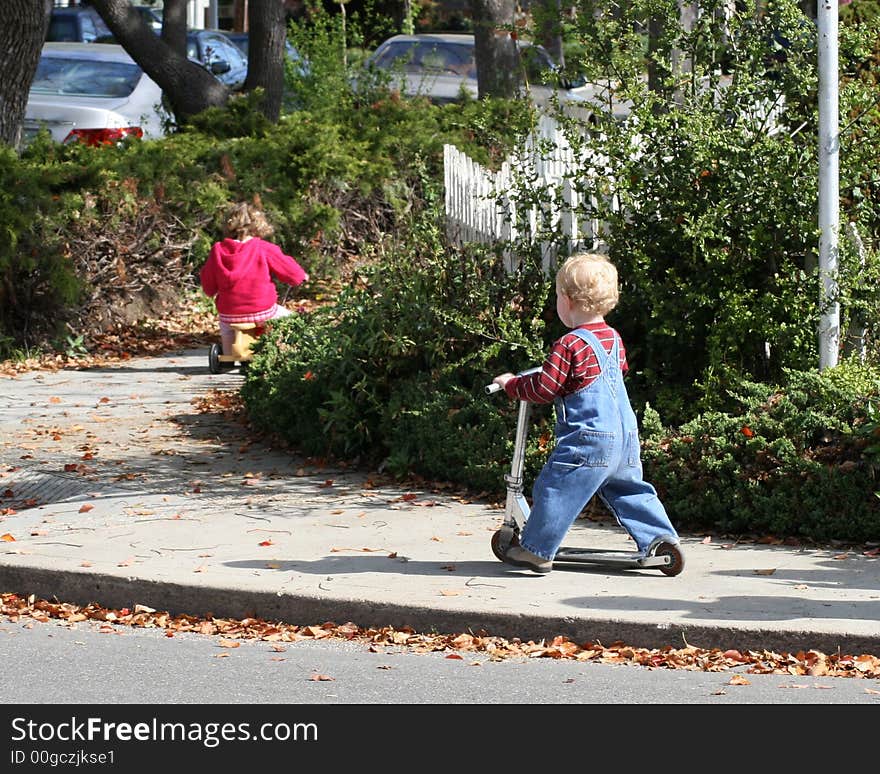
[2,592,878,679]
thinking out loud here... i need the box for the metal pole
[817,0,840,370]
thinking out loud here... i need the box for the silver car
[24,42,167,146]
[363,33,620,119]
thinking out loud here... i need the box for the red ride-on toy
[208,322,265,374]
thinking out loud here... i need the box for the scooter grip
[485,382,502,395]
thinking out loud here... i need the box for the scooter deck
[554,545,670,568]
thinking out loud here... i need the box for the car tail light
[63,127,144,146]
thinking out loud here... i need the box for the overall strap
[569,326,620,393]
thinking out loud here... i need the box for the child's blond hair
[223,201,275,240]
[556,252,619,316]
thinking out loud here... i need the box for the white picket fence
[443,115,612,271]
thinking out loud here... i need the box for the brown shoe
[504,545,553,574]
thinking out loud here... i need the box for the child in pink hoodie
[200,202,309,352]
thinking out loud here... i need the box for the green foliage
[242,230,554,491]
[642,360,880,541]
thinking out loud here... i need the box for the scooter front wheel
[491,529,519,562]
[654,542,685,577]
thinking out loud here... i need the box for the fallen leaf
[728,674,751,685]
[439,589,460,596]
[218,639,240,649]
[309,673,335,681]
[49,396,61,404]
[445,653,463,660]
[753,568,776,576]
[258,540,274,547]
[78,504,94,513]
[1,533,15,542]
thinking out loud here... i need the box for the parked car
[225,31,308,76]
[133,5,163,33]
[186,29,249,91]
[362,33,620,119]
[24,42,167,146]
[46,6,111,43]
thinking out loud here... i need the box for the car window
[374,41,474,76]
[202,34,242,66]
[46,18,78,42]
[30,57,142,98]
[79,16,97,43]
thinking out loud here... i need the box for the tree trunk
[469,0,519,99]
[161,0,187,56]
[89,0,230,123]
[244,0,285,122]
[0,0,51,150]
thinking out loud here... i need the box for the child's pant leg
[599,468,678,554]
[218,320,235,353]
[520,462,606,561]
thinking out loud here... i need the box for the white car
[24,42,167,146]
[363,33,628,120]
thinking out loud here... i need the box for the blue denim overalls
[519,327,680,561]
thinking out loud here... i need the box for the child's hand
[493,373,515,390]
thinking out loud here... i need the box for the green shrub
[642,359,880,541]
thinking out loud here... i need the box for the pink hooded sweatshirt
[200,237,308,315]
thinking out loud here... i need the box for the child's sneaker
[504,545,553,574]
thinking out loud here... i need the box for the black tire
[655,542,685,577]
[490,529,518,562]
[208,343,222,374]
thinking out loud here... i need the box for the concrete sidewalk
[1,348,879,655]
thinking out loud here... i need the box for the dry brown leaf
[1,533,16,542]
[439,589,460,596]
[218,639,240,648]
[78,504,95,513]
[309,673,335,681]
[728,674,751,685]
[753,568,776,576]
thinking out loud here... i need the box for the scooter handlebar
[484,366,542,395]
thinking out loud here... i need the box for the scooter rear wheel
[654,542,685,577]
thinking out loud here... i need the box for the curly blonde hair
[223,201,275,240]
[555,252,619,316]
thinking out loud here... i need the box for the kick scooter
[485,369,684,576]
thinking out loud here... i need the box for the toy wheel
[208,343,222,374]
[491,529,518,562]
[655,542,685,577]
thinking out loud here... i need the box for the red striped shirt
[504,323,628,404]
